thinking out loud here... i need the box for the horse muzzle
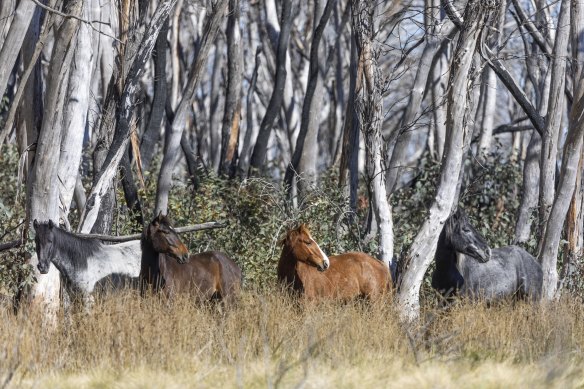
[470,245,491,263]
[37,262,49,274]
[317,259,330,272]
[177,253,190,264]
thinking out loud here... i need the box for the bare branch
[73,221,227,242]
[29,0,121,42]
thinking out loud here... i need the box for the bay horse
[33,220,141,306]
[140,214,242,303]
[278,224,391,300]
[431,208,543,302]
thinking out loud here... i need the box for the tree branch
[74,221,226,242]
[29,0,121,42]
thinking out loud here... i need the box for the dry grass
[1,289,583,388]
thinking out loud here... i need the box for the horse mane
[278,223,311,247]
[37,222,103,271]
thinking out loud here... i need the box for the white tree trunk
[29,0,83,320]
[0,0,36,99]
[58,5,93,216]
[538,0,570,239]
[539,0,582,299]
[396,0,491,321]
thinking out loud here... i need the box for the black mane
[36,222,103,271]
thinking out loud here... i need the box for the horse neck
[435,228,458,271]
[140,236,161,283]
[50,227,99,279]
[278,245,302,281]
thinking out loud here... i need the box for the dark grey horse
[431,208,543,302]
[33,220,141,306]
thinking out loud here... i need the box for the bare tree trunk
[339,34,359,212]
[431,43,448,161]
[15,3,44,176]
[0,0,36,100]
[477,4,505,160]
[538,0,570,241]
[141,19,169,172]
[539,0,583,299]
[0,0,15,42]
[219,0,243,177]
[284,0,333,193]
[208,41,224,172]
[237,47,261,177]
[352,0,393,268]
[58,4,93,217]
[155,0,227,214]
[514,131,541,243]
[248,0,293,174]
[396,0,493,321]
[28,0,83,319]
[296,0,328,189]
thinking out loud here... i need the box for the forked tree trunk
[352,0,393,269]
[284,0,334,194]
[396,0,493,321]
[248,0,293,174]
[155,0,227,214]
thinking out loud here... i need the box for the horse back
[328,252,391,299]
[190,251,242,301]
[495,246,543,300]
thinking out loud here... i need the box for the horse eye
[305,240,312,246]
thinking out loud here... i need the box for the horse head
[445,208,491,263]
[146,213,190,264]
[280,224,330,271]
[33,219,57,274]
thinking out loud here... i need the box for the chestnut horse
[140,214,242,303]
[277,224,391,300]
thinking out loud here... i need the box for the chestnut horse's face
[147,214,190,264]
[283,224,330,271]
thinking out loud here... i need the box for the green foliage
[0,146,32,298]
[135,171,366,288]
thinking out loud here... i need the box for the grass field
[1,290,583,388]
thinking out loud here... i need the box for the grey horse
[431,208,543,302]
[33,220,141,307]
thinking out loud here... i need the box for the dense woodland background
[0,0,583,321]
